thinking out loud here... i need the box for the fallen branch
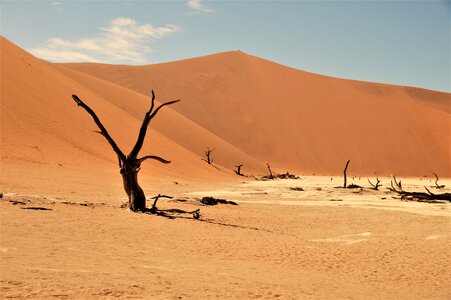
[149,194,173,213]
[288,187,304,191]
[200,197,238,206]
[147,194,200,219]
[256,165,300,180]
[347,183,363,189]
[388,176,450,203]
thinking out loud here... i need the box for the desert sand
[1,36,451,299]
[1,177,450,299]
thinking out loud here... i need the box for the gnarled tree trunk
[121,161,146,211]
[72,91,179,212]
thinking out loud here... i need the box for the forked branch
[72,95,126,163]
[148,194,200,219]
[129,90,180,159]
[149,194,173,213]
[368,177,382,190]
[201,147,215,164]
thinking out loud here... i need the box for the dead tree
[201,147,215,165]
[389,175,403,192]
[368,177,382,190]
[266,163,274,179]
[432,173,445,189]
[72,91,179,212]
[234,164,244,176]
[388,176,450,202]
[343,160,350,188]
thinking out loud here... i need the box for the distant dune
[1,36,450,201]
[60,49,450,177]
[0,37,262,200]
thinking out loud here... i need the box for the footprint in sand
[310,232,371,245]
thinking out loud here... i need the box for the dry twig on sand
[72,90,179,212]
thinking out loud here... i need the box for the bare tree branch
[150,194,174,212]
[72,94,126,163]
[137,155,171,165]
[129,90,180,159]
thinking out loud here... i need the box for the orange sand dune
[0,37,263,201]
[62,51,451,177]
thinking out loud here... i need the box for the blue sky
[1,0,449,92]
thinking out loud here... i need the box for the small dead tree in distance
[72,91,179,212]
[432,173,445,189]
[368,177,382,190]
[390,175,403,191]
[343,159,350,188]
[234,164,244,176]
[201,147,215,165]
[267,163,274,179]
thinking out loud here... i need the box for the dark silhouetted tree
[72,90,179,212]
[201,147,215,164]
[234,164,244,176]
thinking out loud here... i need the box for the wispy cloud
[52,1,63,12]
[187,0,214,13]
[29,17,180,64]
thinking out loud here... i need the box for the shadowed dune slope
[62,51,450,177]
[0,37,264,200]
